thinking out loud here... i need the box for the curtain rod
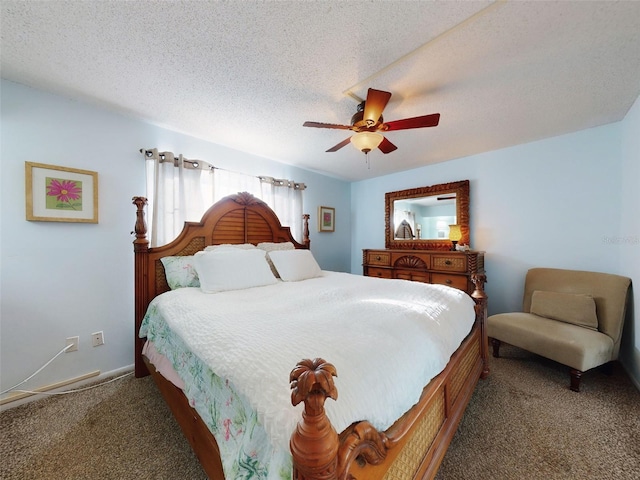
[140,148,210,169]
[139,148,306,190]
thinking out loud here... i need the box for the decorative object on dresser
[448,224,462,251]
[386,180,469,251]
[363,249,485,296]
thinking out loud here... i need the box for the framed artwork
[318,206,335,232]
[25,162,98,223]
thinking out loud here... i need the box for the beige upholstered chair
[488,268,631,392]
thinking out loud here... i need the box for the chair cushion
[530,290,598,330]
[488,312,614,372]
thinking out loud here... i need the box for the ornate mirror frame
[385,180,470,250]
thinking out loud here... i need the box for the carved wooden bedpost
[471,273,490,378]
[132,196,149,378]
[290,358,339,480]
[303,214,311,249]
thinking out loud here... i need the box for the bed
[133,191,489,480]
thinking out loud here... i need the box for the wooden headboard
[132,192,310,377]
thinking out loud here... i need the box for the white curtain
[260,177,304,243]
[213,168,261,201]
[143,149,304,246]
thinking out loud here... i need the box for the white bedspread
[147,271,475,452]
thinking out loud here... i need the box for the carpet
[2,344,638,479]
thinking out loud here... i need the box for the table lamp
[449,224,462,251]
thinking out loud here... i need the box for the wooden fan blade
[326,137,352,152]
[384,113,440,131]
[363,88,392,125]
[303,121,352,130]
[378,137,398,154]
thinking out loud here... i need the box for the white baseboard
[0,364,134,411]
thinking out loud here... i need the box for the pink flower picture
[45,177,83,210]
[318,206,335,232]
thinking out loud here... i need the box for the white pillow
[193,248,277,293]
[257,242,295,277]
[204,243,257,251]
[268,249,322,282]
[256,241,294,252]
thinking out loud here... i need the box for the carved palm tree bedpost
[290,358,340,480]
[132,196,149,378]
[471,273,490,378]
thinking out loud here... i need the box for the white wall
[0,80,351,398]
[351,110,639,386]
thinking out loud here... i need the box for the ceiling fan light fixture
[350,131,384,153]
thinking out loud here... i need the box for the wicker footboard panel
[347,327,483,480]
[383,390,446,479]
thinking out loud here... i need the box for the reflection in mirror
[393,194,456,240]
[385,180,470,250]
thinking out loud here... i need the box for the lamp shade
[350,132,384,153]
[448,224,462,241]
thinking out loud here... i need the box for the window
[143,149,304,246]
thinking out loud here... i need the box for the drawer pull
[445,260,452,265]
[445,279,452,285]
[376,256,381,261]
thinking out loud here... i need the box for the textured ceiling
[2,1,640,181]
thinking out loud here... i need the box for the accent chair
[488,267,631,392]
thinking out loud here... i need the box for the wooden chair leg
[569,368,583,392]
[490,338,501,358]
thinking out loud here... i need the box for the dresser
[362,249,485,296]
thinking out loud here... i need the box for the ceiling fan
[303,88,440,155]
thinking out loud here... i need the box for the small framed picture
[25,162,99,223]
[318,206,335,232]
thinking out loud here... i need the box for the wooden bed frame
[133,192,489,480]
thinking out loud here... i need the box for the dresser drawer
[366,267,393,279]
[366,251,391,266]
[431,255,466,273]
[394,269,430,283]
[431,273,468,291]
[362,249,485,297]
[391,253,430,270]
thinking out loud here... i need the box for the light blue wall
[0,80,350,396]
[619,95,640,387]
[352,123,623,310]
[351,108,639,386]
[2,77,637,399]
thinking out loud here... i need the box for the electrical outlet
[91,331,104,347]
[66,336,79,352]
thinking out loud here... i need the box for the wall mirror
[385,180,470,250]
